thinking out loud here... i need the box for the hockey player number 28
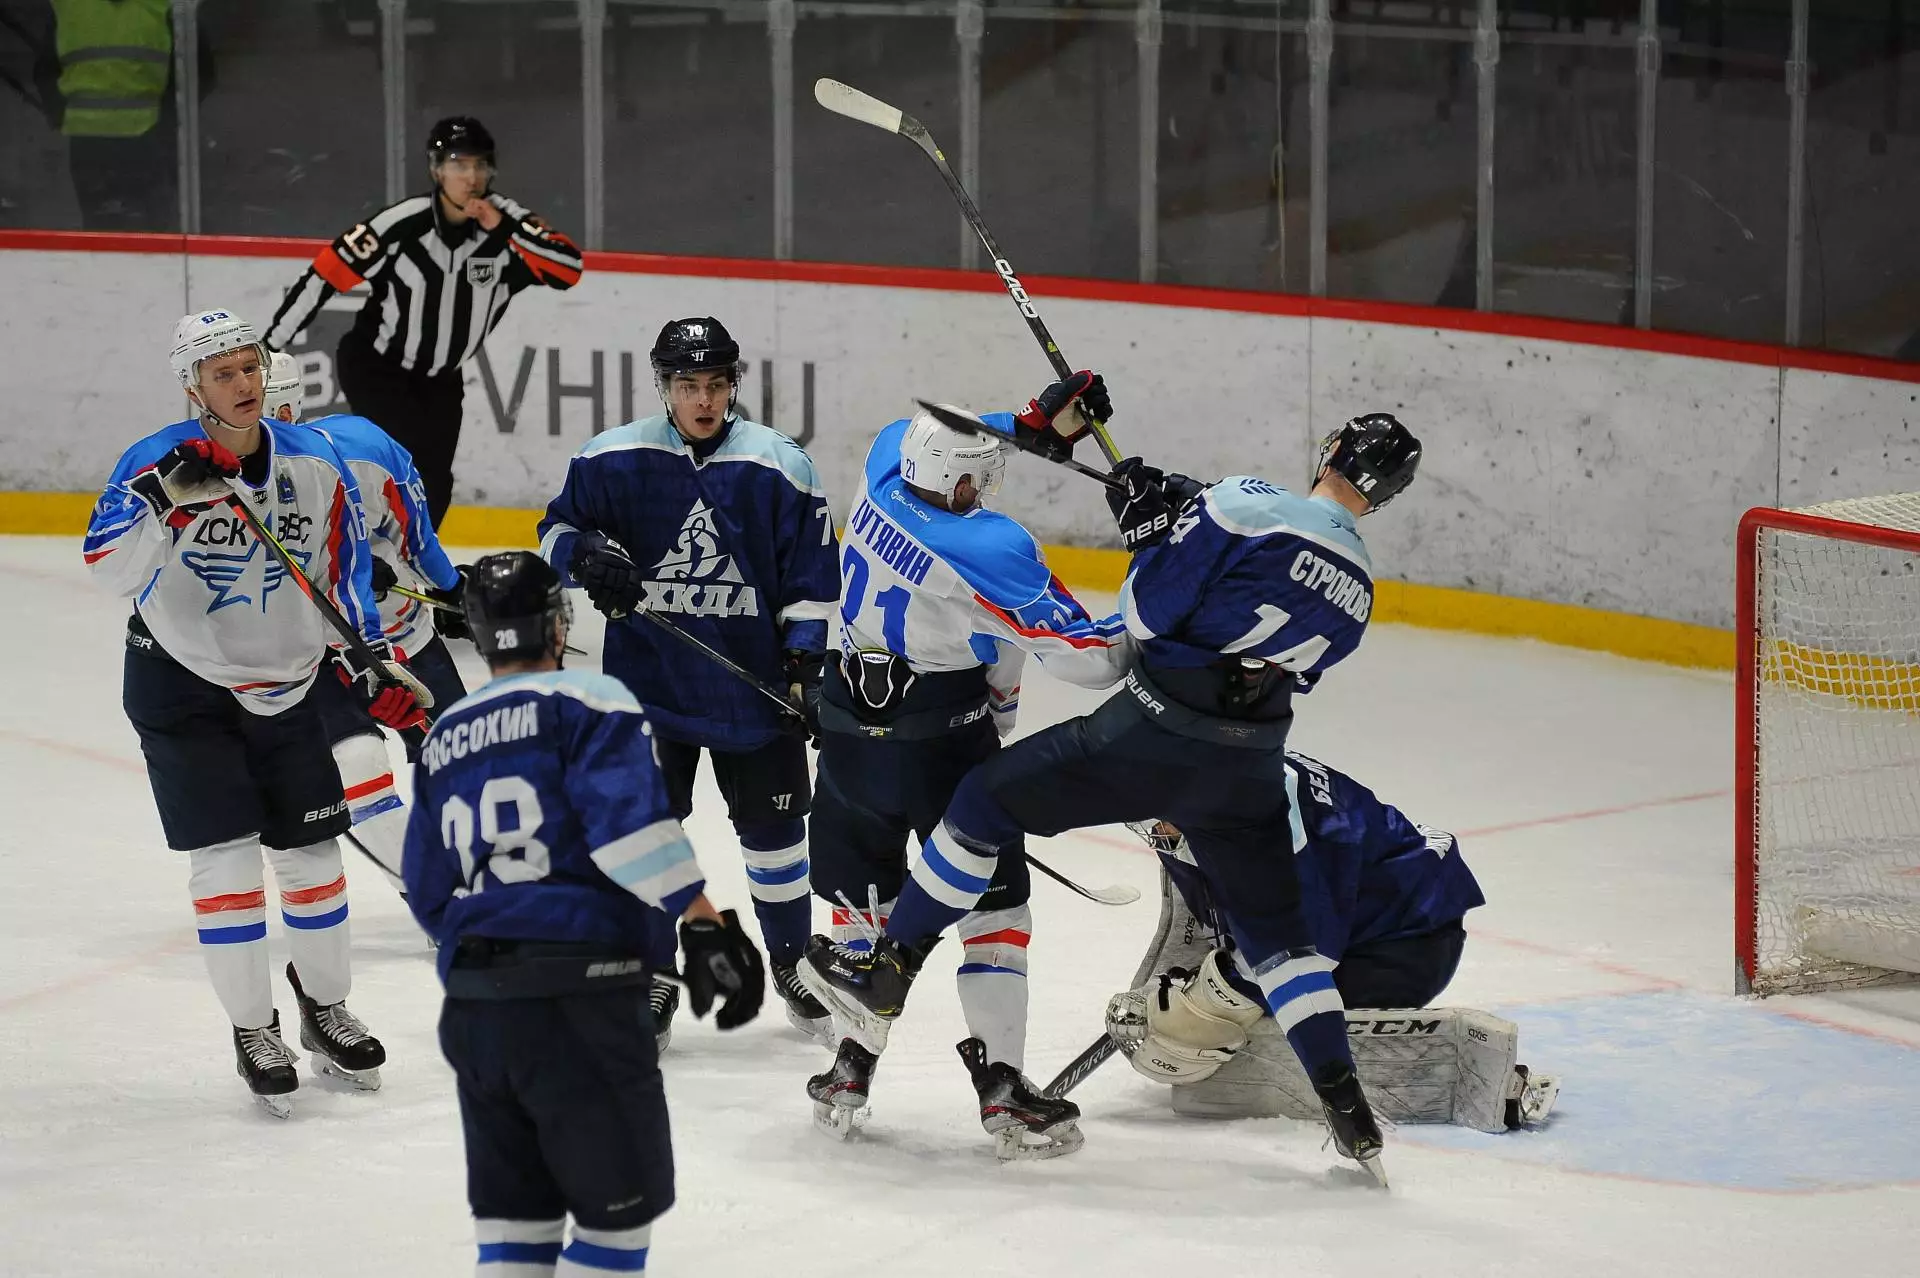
[840,546,911,653]
[439,776,553,892]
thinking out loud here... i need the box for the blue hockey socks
[737,818,811,966]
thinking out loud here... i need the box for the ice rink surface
[4,534,1919,1277]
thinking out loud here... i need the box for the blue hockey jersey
[1121,476,1372,682]
[1162,752,1484,961]
[310,413,462,657]
[402,670,707,982]
[536,414,840,750]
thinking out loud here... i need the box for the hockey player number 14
[440,776,553,892]
[1221,602,1333,670]
[840,545,912,653]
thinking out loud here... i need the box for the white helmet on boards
[899,404,1007,509]
[264,351,302,422]
[170,309,269,399]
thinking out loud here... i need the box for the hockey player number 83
[439,776,553,892]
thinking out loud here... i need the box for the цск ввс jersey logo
[181,537,313,613]
[639,499,760,618]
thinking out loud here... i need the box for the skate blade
[310,1057,382,1092]
[785,1005,835,1049]
[794,962,890,1054]
[991,1120,1084,1162]
[812,1099,869,1142]
[253,1092,294,1120]
[1358,1153,1390,1189]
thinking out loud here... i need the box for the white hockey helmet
[170,309,270,398]
[264,351,303,422]
[899,404,1007,509]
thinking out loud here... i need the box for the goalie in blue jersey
[537,318,840,1047]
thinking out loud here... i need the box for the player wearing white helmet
[83,310,430,1117]
[799,373,1133,1155]
[265,352,471,889]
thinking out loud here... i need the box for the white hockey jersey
[840,415,1132,732]
[84,417,384,715]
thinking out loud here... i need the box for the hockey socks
[267,839,352,1005]
[1237,949,1355,1079]
[737,819,810,966]
[956,904,1032,1071]
[889,820,1008,947]
[188,836,274,1029]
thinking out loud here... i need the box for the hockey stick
[618,606,806,722]
[343,828,405,892]
[1026,852,1139,907]
[1043,1033,1124,1099]
[389,582,589,658]
[816,78,1124,468]
[915,401,1125,492]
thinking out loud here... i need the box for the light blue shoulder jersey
[311,413,462,655]
[840,416,1130,726]
[1121,475,1373,679]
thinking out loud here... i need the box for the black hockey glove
[128,437,243,529]
[568,532,644,618]
[1013,370,1112,462]
[782,649,825,744]
[679,909,765,1030]
[428,566,470,642]
[368,555,398,601]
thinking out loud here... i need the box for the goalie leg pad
[1127,950,1267,1085]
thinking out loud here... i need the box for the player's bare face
[668,372,733,441]
[434,156,493,209]
[196,349,265,430]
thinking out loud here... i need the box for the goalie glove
[128,438,243,529]
[1112,949,1265,1085]
[335,641,433,730]
[1014,370,1111,462]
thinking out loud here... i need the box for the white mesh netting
[1749,492,1920,995]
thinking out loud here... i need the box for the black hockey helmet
[462,551,571,666]
[650,317,742,380]
[427,116,496,167]
[1316,413,1422,511]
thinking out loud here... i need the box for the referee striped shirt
[266,192,583,377]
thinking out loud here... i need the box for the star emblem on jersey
[181,538,310,614]
[639,500,760,617]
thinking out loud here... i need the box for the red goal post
[1736,497,1920,996]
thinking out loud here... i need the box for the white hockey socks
[474,1218,563,1276]
[187,836,273,1030]
[829,899,892,952]
[266,839,351,1006]
[957,904,1032,1071]
[558,1223,652,1275]
[333,730,402,824]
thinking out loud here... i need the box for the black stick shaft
[1043,1033,1122,1099]
[222,483,385,668]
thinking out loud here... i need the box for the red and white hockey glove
[1014,370,1112,462]
[335,642,433,731]
[129,438,243,529]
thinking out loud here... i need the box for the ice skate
[1313,1063,1388,1187]
[650,975,680,1055]
[807,1036,878,1140]
[771,958,833,1047]
[1506,1064,1561,1129]
[285,963,385,1091]
[796,932,933,1053]
[233,1013,300,1119]
[957,1037,1085,1161]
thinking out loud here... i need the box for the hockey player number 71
[440,777,553,891]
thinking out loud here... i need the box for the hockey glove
[1014,370,1112,461]
[782,649,825,744]
[680,909,766,1030]
[368,555,398,601]
[128,437,243,529]
[429,566,470,642]
[1107,458,1177,550]
[335,641,433,730]
[568,532,644,618]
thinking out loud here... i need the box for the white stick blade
[814,78,904,135]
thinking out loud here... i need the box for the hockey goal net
[1738,495,1920,995]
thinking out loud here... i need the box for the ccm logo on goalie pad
[1347,1017,1442,1036]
